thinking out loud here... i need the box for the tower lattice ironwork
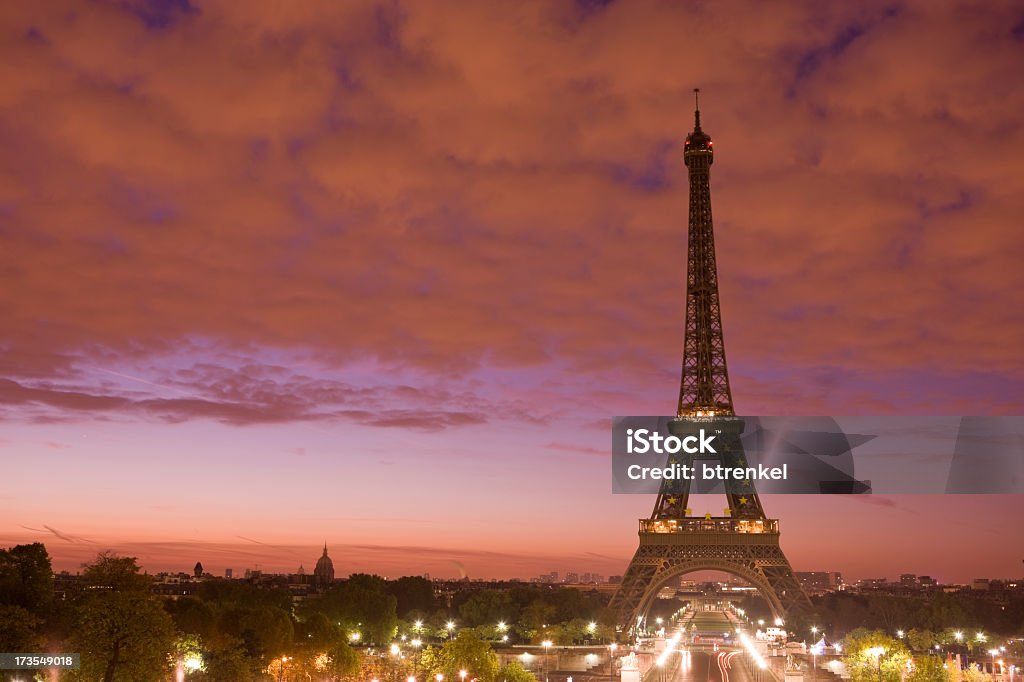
[609,91,811,631]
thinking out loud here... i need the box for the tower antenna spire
[694,87,701,129]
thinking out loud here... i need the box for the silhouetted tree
[67,554,175,682]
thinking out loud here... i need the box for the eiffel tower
[609,90,811,631]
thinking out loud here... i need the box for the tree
[909,656,949,682]
[299,612,344,650]
[0,542,54,611]
[311,575,398,643]
[961,668,994,682]
[842,630,911,682]
[81,552,152,592]
[167,597,217,640]
[198,639,255,682]
[0,604,43,650]
[388,576,438,616]
[66,553,175,682]
[323,641,359,680]
[907,629,939,653]
[459,590,514,627]
[422,631,500,682]
[68,591,176,682]
[219,605,293,659]
[520,601,556,634]
[500,660,537,682]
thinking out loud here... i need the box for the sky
[1,1,1023,583]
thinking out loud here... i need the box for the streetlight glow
[739,632,768,669]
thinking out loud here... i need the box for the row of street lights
[371,671,469,682]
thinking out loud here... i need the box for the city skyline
[2,1,1024,587]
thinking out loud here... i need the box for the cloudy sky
[1,0,1022,582]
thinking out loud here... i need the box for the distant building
[796,572,843,595]
[314,544,335,586]
[855,577,888,591]
[609,575,622,584]
[900,574,917,588]
[225,568,233,579]
[193,561,203,578]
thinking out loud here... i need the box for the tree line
[0,543,611,682]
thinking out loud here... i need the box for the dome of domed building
[314,543,335,586]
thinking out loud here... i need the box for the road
[648,612,771,682]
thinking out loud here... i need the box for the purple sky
[1,0,1023,582]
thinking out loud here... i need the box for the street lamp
[447,621,456,639]
[543,640,553,682]
[809,629,819,681]
[989,650,999,676]
[609,643,618,682]
[277,656,290,682]
[896,630,904,639]
[867,647,885,682]
[460,670,467,682]
[436,674,444,682]
[411,639,422,677]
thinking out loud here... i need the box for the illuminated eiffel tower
[609,91,811,631]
